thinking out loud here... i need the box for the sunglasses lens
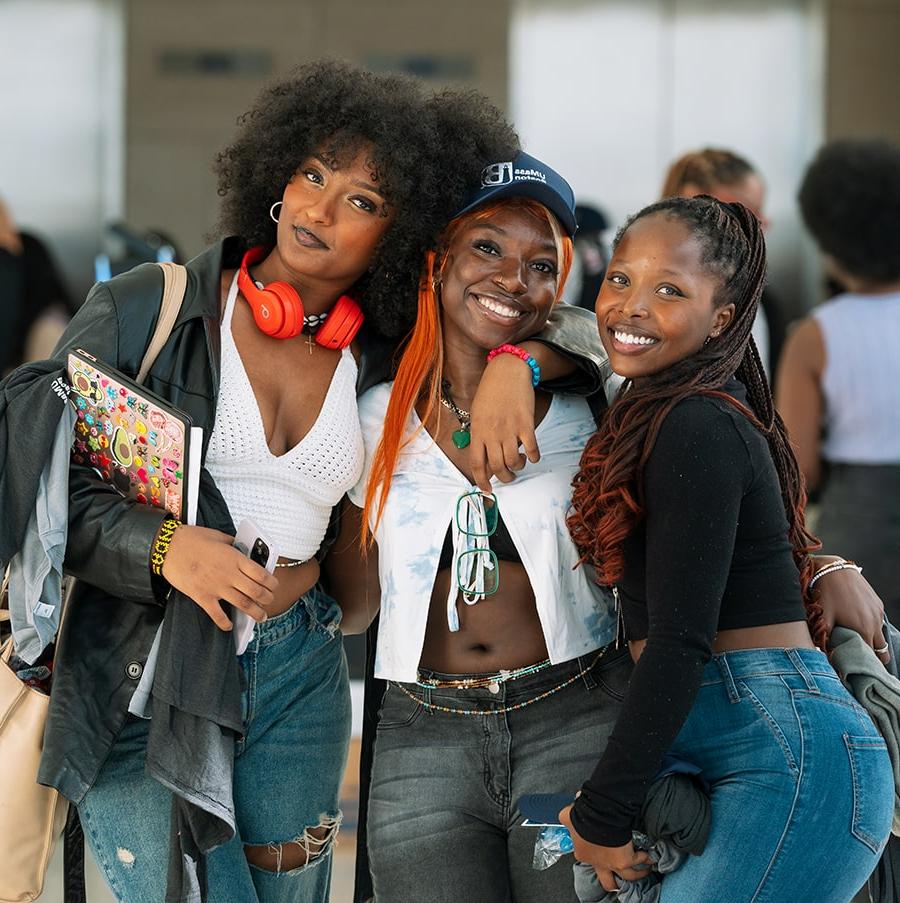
[482,495,498,534]
[455,490,499,536]
[456,549,500,596]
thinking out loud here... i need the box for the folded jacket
[573,833,682,903]
[829,625,900,835]
[573,771,710,903]
[0,361,71,569]
[7,403,75,662]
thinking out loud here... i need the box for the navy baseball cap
[455,151,577,238]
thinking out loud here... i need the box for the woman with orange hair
[329,153,630,902]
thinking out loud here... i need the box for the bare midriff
[419,561,549,674]
[628,620,815,664]
[268,558,321,616]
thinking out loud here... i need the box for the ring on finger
[875,643,890,655]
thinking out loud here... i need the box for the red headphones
[237,246,364,348]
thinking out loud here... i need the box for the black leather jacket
[39,236,608,805]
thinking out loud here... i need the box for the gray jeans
[367,647,633,903]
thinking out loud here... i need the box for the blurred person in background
[0,195,75,374]
[563,203,612,312]
[777,138,900,627]
[660,148,786,379]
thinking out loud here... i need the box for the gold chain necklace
[440,380,471,449]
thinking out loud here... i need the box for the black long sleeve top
[570,382,807,846]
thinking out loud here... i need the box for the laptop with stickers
[66,349,201,524]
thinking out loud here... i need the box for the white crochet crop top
[205,273,364,560]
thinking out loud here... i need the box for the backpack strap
[136,262,188,385]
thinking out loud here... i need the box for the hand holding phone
[233,519,280,654]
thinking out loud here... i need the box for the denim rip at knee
[232,586,349,875]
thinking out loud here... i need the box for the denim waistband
[702,647,835,688]
[401,644,620,704]
[251,588,321,647]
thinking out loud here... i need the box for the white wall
[511,0,826,315]
[0,0,124,297]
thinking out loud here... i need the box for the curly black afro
[798,138,900,284]
[213,60,518,338]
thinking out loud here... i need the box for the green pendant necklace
[440,380,471,449]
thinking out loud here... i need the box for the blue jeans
[658,648,893,903]
[367,647,634,903]
[78,588,351,903]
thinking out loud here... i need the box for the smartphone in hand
[233,518,279,654]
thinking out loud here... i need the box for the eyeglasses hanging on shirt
[448,489,501,630]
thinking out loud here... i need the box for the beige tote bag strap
[136,261,188,385]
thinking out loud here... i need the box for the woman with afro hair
[777,138,900,627]
[44,60,603,902]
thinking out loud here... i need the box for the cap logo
[514,166,546,183]
[481,162,513,187]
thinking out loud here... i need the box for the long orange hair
[361,197,573,543]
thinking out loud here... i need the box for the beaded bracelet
[808,558,862,591]
[150,516,181,577]
[485,343,541,387]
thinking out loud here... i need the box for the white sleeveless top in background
[348,382,617,682]
[206,273,364,560]
[813,292,900,464]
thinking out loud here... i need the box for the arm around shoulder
[526,304,610,396]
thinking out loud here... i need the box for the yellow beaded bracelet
[151,516,181,577]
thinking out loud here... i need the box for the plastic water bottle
[539,825,574,853]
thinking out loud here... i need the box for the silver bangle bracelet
[808,559,863,591]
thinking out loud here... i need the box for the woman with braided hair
[559,196,893,901]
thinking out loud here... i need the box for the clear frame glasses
[454,489,500,598]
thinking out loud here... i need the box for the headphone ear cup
[316,295,364,349]
[237,246,304,340]
[258,281,304,340]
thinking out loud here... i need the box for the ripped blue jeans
[78,588,351,903]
